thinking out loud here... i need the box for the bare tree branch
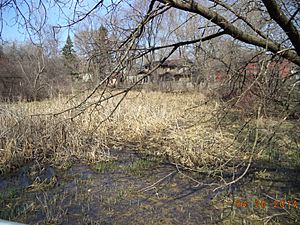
[158,0,300,66]
[262,0,300,55]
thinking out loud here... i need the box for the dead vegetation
[0,91,229,173]
[1,90,299,176]
[1,90,300,224]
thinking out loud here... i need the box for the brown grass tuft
[2,90,296,174]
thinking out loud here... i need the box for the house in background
[143,59,193,82]
[245,60,293,78]
[214,59,297,82]
[125,59,195,90]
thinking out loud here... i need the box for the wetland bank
[1,91,300,224]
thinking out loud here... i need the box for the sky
[1,0,108,45]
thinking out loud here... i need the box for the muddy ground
[1,148,299,225]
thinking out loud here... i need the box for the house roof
[145,59,193,68]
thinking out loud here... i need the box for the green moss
[0,187,24,220]
[125,158,158,176]
[93,161,119,173]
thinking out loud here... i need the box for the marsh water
[1,148,299,225]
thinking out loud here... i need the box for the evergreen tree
[92,25,111,79]
[97,25,108,41]
[62,35,76,61]
[62,35,78,78]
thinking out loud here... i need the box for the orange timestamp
[235,199,298,209]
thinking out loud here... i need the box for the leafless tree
[0,0,299,114]
[1,1,300,206]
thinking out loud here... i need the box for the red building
[215,59,295,82]
[245,60,292,78]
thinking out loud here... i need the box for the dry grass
[0,90,242,174]
[1,90,300,225]
[0,90,298,174]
